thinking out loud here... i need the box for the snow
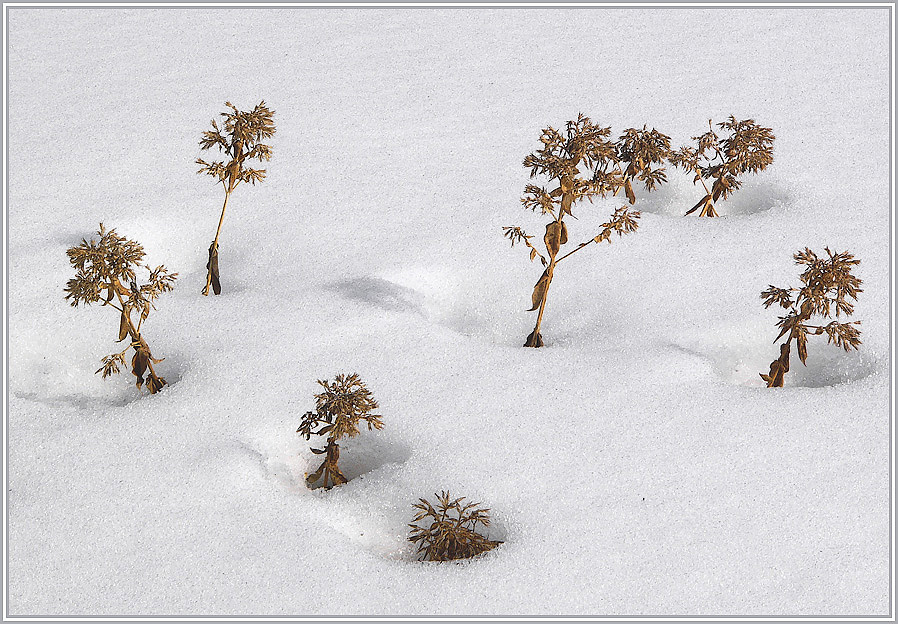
[5,6,893,617]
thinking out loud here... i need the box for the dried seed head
[197,101,276,187]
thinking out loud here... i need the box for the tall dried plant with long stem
[196,101,275,295]
[64,224,177,393]
[504,116,666,347]
[760,248,862,387]
[669,116,774,217]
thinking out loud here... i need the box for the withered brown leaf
[207,243,221,296]
[118,310,130,342]
[686,194,712,216]
[131,348,148,388]
[544,222,567,257]
[624,179,635,205]
[528,269,550,311]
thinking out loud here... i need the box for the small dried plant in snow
[669,116,774,217]
[760,248,862,387]
[297,373,384,489]
[408,491,501,561]
[64,224,177,393]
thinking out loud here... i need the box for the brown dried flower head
[196,100,275,187]
[615,125,672,201]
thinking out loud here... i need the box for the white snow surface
[5,6,892,617]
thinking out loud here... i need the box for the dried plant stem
[688,165,717,217]
[197,101,275,297]
[66,224,176,393]
[690,120,719,217]
[111,278,165,389]
[203,189,232,296]
[671,117,775,217]
[526,199,568,348]
[527,263,553,347]
[511,116,651,348]
[554,238,595,264]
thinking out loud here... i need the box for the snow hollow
[5,6,893,617]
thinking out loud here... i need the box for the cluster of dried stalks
[506,114,778,349]
[504,113,861,386]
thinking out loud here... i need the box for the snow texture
[5,6,892,617]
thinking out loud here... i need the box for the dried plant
[408,491,501,562]
[669,116,774,217]
[64,224,177,393]
[297,373,384,489]
[504,115,660,347]
[760,248,862,387]
[196,100,275,295]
